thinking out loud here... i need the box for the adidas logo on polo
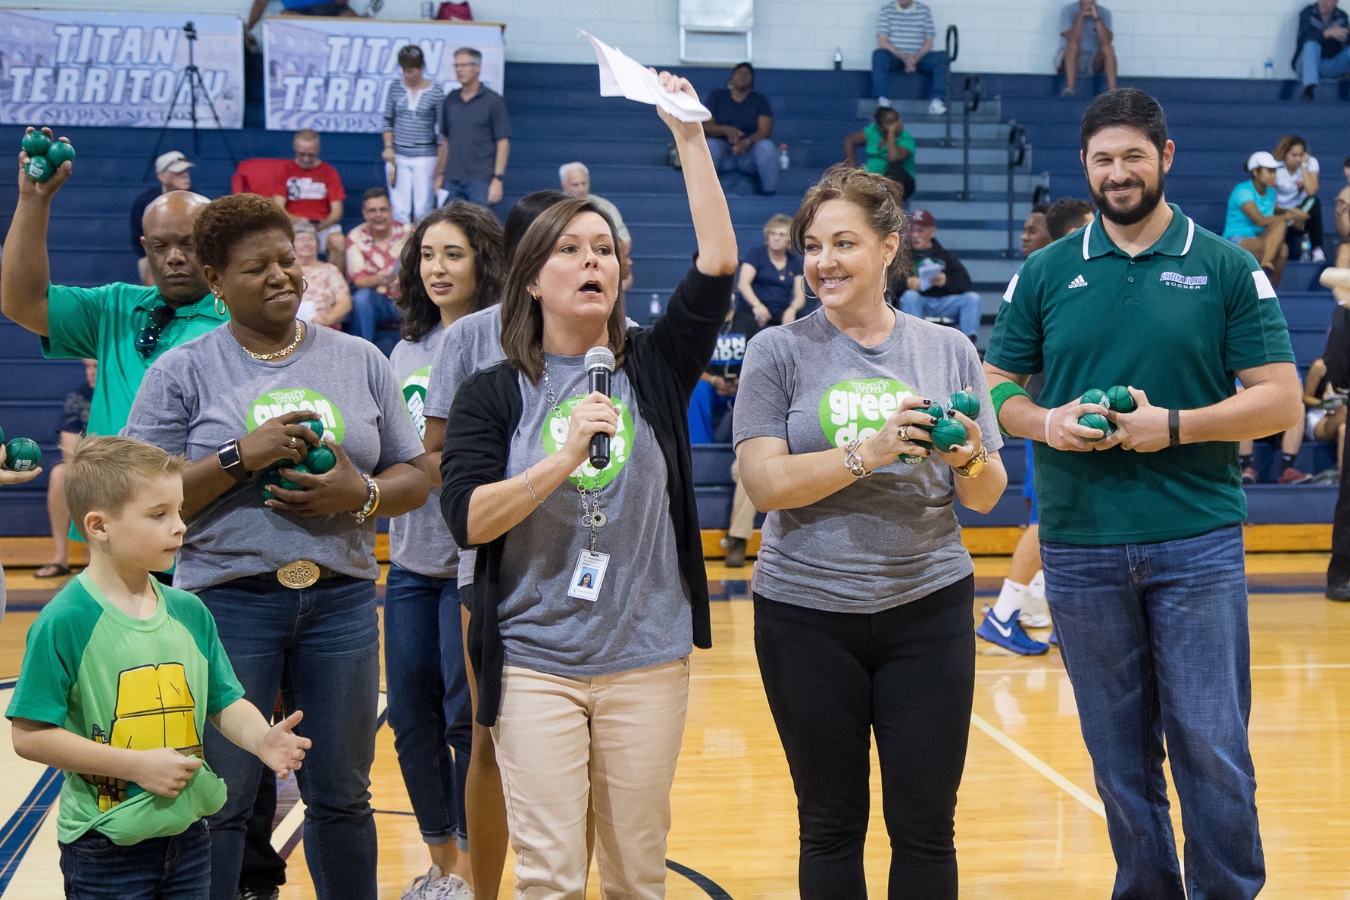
[1067,275,1088,289]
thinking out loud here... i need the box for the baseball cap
[909,209,936,228]
[1246,151,1278,172]
[155,151,194,175]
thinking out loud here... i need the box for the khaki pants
[728,461,756,541]
[492,658,690,900]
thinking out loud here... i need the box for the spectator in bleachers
[844,106,917,201]
[1303,356,1347,480]
[131,151,193,286]
[703,63,778,196]
[895,209,981,342]
[4,133,220,451]
[435,47,511,210]
[1337,154,1350,269]
[1020,204,1051,256]
[1240,381,1312,484]
[1295,0,1350,101]
[246,0,355,32]
[274,130,347,272]
[872,0,948,115]
[346,187,409,353]
[1274,135,1326,262]
[735,214,804,333]
[1057,0,1118,97]
[382,45,446,226]
[292,221,351,330]
[1046,196,1096,240]
[1223,151,1306,289]
[560,162,634,289]
[35,359,95,580]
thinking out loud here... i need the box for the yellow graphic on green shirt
[86,663,201,811]
[401,366,431,441]
[246,388,346,443]
[819,378,918,448]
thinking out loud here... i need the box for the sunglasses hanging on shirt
[135,305,178,359]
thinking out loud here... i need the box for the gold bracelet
[523,467,544,504]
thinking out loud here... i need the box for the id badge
[568,550,610,602]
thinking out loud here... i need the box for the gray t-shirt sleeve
[732,331,793,446]
[371,351,426,472]
[424,322,474,420]
[123,363,191,453]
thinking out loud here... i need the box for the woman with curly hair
[383,200,504,897]
[123,192,430,900]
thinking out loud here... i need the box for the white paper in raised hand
[581,30,711,123]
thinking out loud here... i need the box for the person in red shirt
[272,130,347,272]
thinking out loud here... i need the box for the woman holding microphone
[734,164,1007,900]
[124,193,429,900]
[440,72,737,899]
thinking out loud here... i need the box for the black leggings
[1285,195,1325,257]
[754,575,975,900]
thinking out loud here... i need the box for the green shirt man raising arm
[981,89,1300,899]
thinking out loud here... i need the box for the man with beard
[982,89,1301,899]
[2,129,219,443]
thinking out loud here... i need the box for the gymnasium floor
[1,552,1348,898]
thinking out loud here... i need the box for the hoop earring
[301,277,309,295]
[214,293,227,316]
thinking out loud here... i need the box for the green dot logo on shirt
[819,378,918,448]
[541,395,635,490]
[246,388,346,443]
[401,366,431,441]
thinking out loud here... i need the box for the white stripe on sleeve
[1002,273,1020,303]
[1251,269,1277,300]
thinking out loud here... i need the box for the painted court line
[969,712,1106,820]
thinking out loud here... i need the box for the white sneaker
[876,96,892,108]
[1313,247,1326,262]
[928,98,947,115]
[1019,571,1051,628]
[402,866,474,900]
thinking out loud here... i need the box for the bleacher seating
[0,63,1347,535]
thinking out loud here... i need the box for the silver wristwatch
[217,439,246,482]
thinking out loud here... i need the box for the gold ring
[289,437,299,449]
[898,425,910,442]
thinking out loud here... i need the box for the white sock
[992,579,1026,622]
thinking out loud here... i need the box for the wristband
[989,381,1031,435]
[1168,408,1181,447]
[1045,407,1056,448]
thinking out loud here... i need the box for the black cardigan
[441,267,734,725]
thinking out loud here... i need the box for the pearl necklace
[233,320,304,361]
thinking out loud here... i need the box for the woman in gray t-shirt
[123,194,429,900]
[734,165,1007,900]
[384,200,503,894]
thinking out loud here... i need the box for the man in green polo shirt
[983,89,1301,899]
[2,133,220,445]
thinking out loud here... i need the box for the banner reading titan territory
[0,11,243,128]
[262,18,505,133]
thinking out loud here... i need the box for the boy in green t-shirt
[6,436,311,899]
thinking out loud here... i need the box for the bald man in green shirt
[983,90,1301,899]
[2,129,221,446]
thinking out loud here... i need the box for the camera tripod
[143,21,239,181]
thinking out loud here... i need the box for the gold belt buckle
[277,560,321,589]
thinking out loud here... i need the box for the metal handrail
[942,25,960,146]
[1006,122,1029,257]
[958,75,981,199]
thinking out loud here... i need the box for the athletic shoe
[1049,630,1058,647]
[1278,467,1313,485]
[1313,247,1326,262]
[238,887,280,900]
[876,96,892,108]
[723,536,747,568]
[1060,85,1076,96]
[1241,466,1258,484]
[1312,468,1341,484]
[1302,84,1316,101]
[402,866,473,900]
[1327,582,1350,602]
[977,606,1049,655]
[928,98,948,115]
[1020,571,1050,628]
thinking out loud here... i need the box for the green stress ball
[1080,388,1107,408]
[0,424,5,444]
[21,130,50,157]
[949,390,980,420]
[25,155,53,183]
[3,437,42,472]
[930,417,968,453]
[1078,412,1112,441]
[258,469,284,500]
[45,140,75,168]
[1105,385,1136,414]
[300,419,324,441]
[278,463,311,492]
[304,444,335,475]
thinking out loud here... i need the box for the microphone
[585,346,616,470]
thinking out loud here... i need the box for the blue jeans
[687,379,733,444]
[706,137,779,194]
[443,179,490,207]
[384,563,473,849]
[198,575,380,900]
[1300,40,1350,86]
[871,48,949,100]
[347,287,402,345]
[59,820,210,900]
[1040,525,1264,900]
[898,290,981,338]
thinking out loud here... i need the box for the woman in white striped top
[383,45,447,226]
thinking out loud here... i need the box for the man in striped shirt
[872,0,948,115]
